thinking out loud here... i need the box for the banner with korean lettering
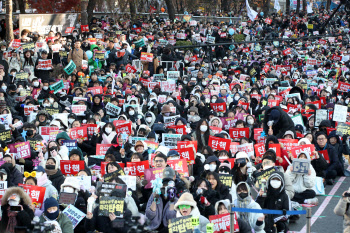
[81,123,98,136]
[18,184,46,209]
[278,139,299,152]
[71,105,87,116]
[61,140,78,152]
[126,161,149,178]
[210,103,226,113]
[144,168,164,189]
[291,144,315,159]
[167,159,189,177]
[177,141,198,152]
[319,150,330,163]
[229,128,249,139]
[336,122,350,137]
[338,81,350,92]
[8,141,31,159]
[24,105,39,116]
[161,80,176,93]
[140,52,153,62]
[69,126,88,140]
[87,86,103,95]
[62,204,86,229]
[164,115,180,128]
[268,143,281,157]
[168,125,186,134]
[173,147,195,165]
[237,143,254,158]
[208,136,231,151]
[114,121,132,135]
[209,213,239,233]
[96,144,113,155]
[254,143,266,158]
[60,160,85,176]
[37,59,52,70]
[39,126,60,141]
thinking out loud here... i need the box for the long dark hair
[23,51,34,67]
[195,119,210,150]
[206,172,223,191]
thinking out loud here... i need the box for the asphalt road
[289,175,349,233]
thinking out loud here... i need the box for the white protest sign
[119,175,136,191]
[315,109,328,127]
[0,114,12,130]
[105,102,122,116]
[62,204,86,229]
[291,114,304,127]
[72,176,92,191]
[333,104,348,123]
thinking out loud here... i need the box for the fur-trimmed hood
[1,187,32,206]
[209,117,223,129]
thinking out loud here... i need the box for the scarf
[6,208,18,233]
[45,169,57,176]
[238,196,252,223]
[102,131,117,144]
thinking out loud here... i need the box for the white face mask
[248,119,254,125]
[202,81,207,86]
[8,199,20,206]
[36,172,43,178]
[270,180,282,189]
[2,86,7,91]
[234,96,240,101]
[346,100,349,105]
[200,125,208,132]
[211,99,217,103]
[146,117,152,123]
[209,164,216,172]
[33,81,39,87]
[105,127,112,134]
[18,87,23,92]
[43,103,50,107]
[43,86,49,90]
[63,187,75,193]
[49,98,54,104]
[129,110,135,116]
[219,156,228,160]
[68,118,75,124]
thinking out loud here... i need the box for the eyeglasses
[317,138,326,141]
[178,205,191,210]
[154,159,164,163]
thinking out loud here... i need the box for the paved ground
[288,175,349,233]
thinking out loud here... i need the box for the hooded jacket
[256,171,291,233]
[39,211,73,233]
[263,106,296,138]
[209,116,223,129]
[0,187,34,232]
[233,182,265,233]
[334,197,350,233]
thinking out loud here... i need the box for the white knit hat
[235,151,249,160]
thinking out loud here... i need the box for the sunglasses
[178,205,191,210]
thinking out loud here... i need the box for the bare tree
[165,0,176,20]
[6,0,14,42]
[286,0,290,14]
[87,0,97,24]
[296,0,300,14]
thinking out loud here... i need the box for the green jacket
[39,212,73,233]
[88,44,103,69]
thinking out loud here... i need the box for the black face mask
[26,130,34,136]
[46,165,56,170]
[49,146,58,152]
[3,162,13,170]
[238,192,248,199]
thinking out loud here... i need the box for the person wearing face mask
[256,171,290,233]
[34,166,58,200]
[233,182,265,233]
[39,197,74,233]
[34,110,51,127]
[23,122,43,141]
[144,111,156,128]
[1,154,23,187]
[0,187,35,233]
[44,158,65,193]
[155,104,172,124]
[192,119,214,152]
[98,123,117,144]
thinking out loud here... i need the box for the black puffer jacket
[263,106,296,138]
[47,169,65,193]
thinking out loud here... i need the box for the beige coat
[67,48,88,72]
[334,198,350,233]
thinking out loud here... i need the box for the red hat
[125,89,132,95]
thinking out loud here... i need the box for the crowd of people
[0,5,349,233]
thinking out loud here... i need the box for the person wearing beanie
[0,187,34,233]
[44,157,65,193]
[34,166,58,200]
[328,130,349,176]
[39,197,73,233]
[174,192,210,232]
[233,182,265,233]
[69,148,83,161]
[315,131,342,185]
[263,106,296,139]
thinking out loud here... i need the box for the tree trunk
[286,0,290,14]
[6,0,13,42]
[326,0,330,10]
[129,0,136,21]
[264,0,270,15]
[296,0,300,14]
[221,0,229,12]
[18,0,25,13]
[164,0,175,20]
[81,0,88,25]
[87,0,97,24]
[302,0,306,12]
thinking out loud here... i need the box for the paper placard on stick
[37,59,52,70]
[333,104,347,123]
[50,80,64,94]
[315,109,328,127]
[62,204,86,229]
[64,60,76,75]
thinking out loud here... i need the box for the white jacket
[176,206,209,233]
[234,198,265,233]
[285,164,316,193]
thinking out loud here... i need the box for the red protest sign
[219,158,236,169]
[60,160,85,175]
[230,142,239,155]
[338,81,350,92]
[125,64,137,73]
[71,105,87,115]
[113,120,132,135]
[167,159,189,177]
[291,144,315,159]
[65,27,75,34]
[254,143,266,158]
[39,126,60,141]
[126,161,149,177]
[100,162,125,177]
[268,143,281,157]
[287,104,302,112]
[282,48,291,55]
[24,105,39,116]
[250,94,262,102]
[81,123,98,136]
[81,25,89,32]
[238,101,249,111]
[278,139,299,152]
[210,103,226,112]
[10,39,21,48]
[8,141,31,159]
[96,144,113,155]
[268,99,280,108]
[319,39,327,45]
[320,97,326,105]
[173,147,195,165]
[88,86,103,95]
[306,58,317,66]
[177,141,198,152]
[229,128,249,139]
[69,126,88,140]
[140,52,153,62]
[209,213,239,233]
[318,150,329,163]
[210,126,222,134]
[167,125,186,134]
[242,47,250,53]
[140,78,150,87]
[265,18,272,24]
[208,136,231,151]
[18,184,46,208]
[135,27,142,33]
[37,59,52,70]
[332,54,342,61]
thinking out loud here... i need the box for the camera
[344,192,350,197]
[30,216,56,233]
